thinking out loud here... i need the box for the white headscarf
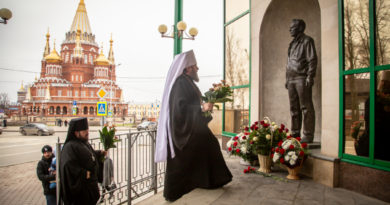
[155,50,197,162]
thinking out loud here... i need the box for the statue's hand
[306,78,314,87]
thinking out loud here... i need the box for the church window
[81,75,83,82]
[70,54,73,63]
[65,53,69,63]
[89,54,92,64]
[72,75,74,81]
[76,75,78,81]
[81,91,86,97]
[58,90,62,96]
[90,91,94,97]
[84,54,88,64]
[75,91,78,97]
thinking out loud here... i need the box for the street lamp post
[0,8,12,24]
[157,0,199,55]
[110,63,121,124]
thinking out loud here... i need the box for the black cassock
[60,139,103,205]
[164,74,232,201]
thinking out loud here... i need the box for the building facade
[128,101,160,123]
[18,0,127,123]
[222,0,389,202]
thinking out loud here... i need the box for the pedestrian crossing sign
[72,107,77,115]
[97,102,107,116]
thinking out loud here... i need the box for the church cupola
[65,0,96,45]
[44,41,63,77]
[43,29,50,59]
[94,45,110,79]
[45,41,62,64]
[108,34,115,65]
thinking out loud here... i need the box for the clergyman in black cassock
[158,50,232,201]
[59,117,104,205]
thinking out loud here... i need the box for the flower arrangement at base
[271,136,308,180]
[99,124,121,151]
[202,80,233,117]
[246,118,289,173]
[247,119,289,156]
[226,132,258,164]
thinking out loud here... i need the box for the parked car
[19,123,55,136]
[137,121,157,131]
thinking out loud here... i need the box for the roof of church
[94,46,110,66]
[45,42,62,63]
[69,0,92,35]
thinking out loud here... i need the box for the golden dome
[94,46,109,66]
[45,41,61,63]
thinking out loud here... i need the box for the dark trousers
[45,194,56,205]
[287,78,315,139]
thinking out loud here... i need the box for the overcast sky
[0,0,223,103]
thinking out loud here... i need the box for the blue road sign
[97,102,107,116]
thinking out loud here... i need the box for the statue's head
[290,19,306,37]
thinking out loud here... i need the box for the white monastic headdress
[155,50,197,162]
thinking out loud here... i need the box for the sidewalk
[1,125,133,133]
[0,138,388,205]
[136,155,389,205]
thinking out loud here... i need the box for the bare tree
[343,0,390,132]
[225,27,250,131]
[0,93,10,110]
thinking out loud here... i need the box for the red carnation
[236,149,240,153]
[248,166,251,170]
[233,141,238,147]
[280,158,285,164]
[287,135,292,139]
[242,136,247,140]
[296,137,301,141]
[271,147,275,152]
[244,126,249,131]
[244,132,250,135]
[233,136,239,141]
[289,145,295,150]
[285,128,289,132]
[260,120,264,125]
[275,147,279,153]
[281,124,285,130]
[299,151,304,157]
[279,128,284,133]
[278,141,283,147]
[280,148,285,155]
[255,121,259,125]
[228,147,232,151]
[271,153,274,158]
[244,169,248,173]
[263,124,270,128]
[302,143,307,148]
[254,126,259,130]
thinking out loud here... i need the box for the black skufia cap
[65,117,89,144]
[42,145,53,153]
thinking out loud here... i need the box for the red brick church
[18,0,127,123]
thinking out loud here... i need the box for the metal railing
[56,130,166,205]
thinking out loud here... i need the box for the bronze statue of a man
[285,19,317,143]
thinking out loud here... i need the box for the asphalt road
[0,129,132,167]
